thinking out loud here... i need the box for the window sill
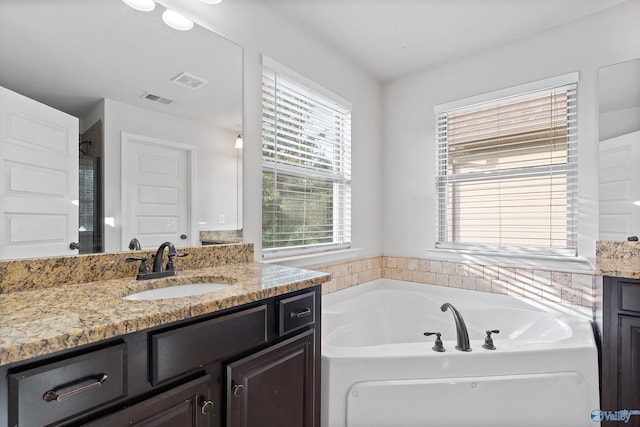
[262,247,362,268]
[425,248,594,274]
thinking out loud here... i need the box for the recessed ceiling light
[122,0,156,12]
[162,9,194,31]
[200,0,223,4]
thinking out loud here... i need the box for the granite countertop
[595,263,640,279]
[595,241,640,279]
[0,263,329,367]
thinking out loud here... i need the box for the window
[435,77,578,256]
[262,58,351,257]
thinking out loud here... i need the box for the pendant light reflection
[162,9,194,31]
[122,0,156,12]
[234,134,243,150]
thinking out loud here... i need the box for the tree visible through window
[436,82,578,256]
[262,61,351,255]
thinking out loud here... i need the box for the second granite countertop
[0,263,329,367]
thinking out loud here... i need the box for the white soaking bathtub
[321,279,599,427]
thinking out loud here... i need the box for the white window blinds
[262,62,351,255]
[436,82,578,256]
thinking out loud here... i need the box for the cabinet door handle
[43,374,108,402]
[290,308,312,318]
[232,384,244,397]
[201,399,214,415]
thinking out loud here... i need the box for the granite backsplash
[0,243,253,294]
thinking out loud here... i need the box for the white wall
[382,0,640,264]
[600,106,640,141]
[159,0,384,263]
[102,99,240,252]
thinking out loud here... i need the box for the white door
[121,133,194,250]
[599,130,640,240]
[0,86,79,259]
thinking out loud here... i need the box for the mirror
[0,0,243,257]
[598,58,640,240]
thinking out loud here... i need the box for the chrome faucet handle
[424,331,445,352]
[482,329,500,350]
[125,256,150,275]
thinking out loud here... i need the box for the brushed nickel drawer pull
[43,374,108,402]
[290,308,312,318]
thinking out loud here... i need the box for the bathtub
[322,279,599,427]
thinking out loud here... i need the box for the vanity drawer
[619,282,640,313]
[8,343,126,427]
[279,291,316,336]
[150,305,267,385]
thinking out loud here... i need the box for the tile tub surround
[311,256,383,295]
[315,255,595,307]
[0,243,253,294]
[0,262,329,367]
[595,240,640,279]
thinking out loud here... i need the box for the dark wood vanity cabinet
[84,374,213,427]
[601,276,640,427]
[0,286,320,427]
[227,329,316,427]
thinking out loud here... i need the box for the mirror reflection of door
[121,133,194,250]
[599,132,640,241]
[0,86,79,259]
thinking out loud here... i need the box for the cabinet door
[227,329,315,427]
[620,315,640,425]
[84,375,213,427]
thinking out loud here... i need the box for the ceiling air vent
[141,92,173,104]
[171,72,208,89]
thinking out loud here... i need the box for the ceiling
[265,0,629,81]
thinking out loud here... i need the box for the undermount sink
[123,283,231,301]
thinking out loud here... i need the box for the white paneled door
[0,86,79,259]
[121,133,194,251]
[599,130,640,241]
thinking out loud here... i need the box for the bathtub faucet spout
[441,303,471,352]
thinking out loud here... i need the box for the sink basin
[123,283,231,301]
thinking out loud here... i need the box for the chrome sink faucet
[441,303,471,352]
